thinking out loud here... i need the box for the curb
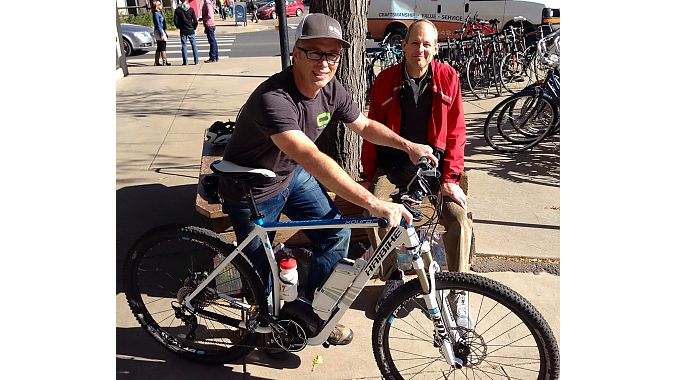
[471,254,560,275]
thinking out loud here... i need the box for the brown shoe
[327,323,353,345]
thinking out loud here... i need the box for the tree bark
[309,0,368,180]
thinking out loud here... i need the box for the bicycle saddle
[210,160,276,180]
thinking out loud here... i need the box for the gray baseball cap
[295,13,351,48]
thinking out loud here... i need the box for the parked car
[120,23,155,57]
[247,0,273,13]
[256,0,304,20]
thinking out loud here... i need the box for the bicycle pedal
[238,320,272,334]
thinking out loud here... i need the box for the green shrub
[120,9,176,30]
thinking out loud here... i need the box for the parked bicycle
[498,16,533,94]
[123,157,560,379]
[465,21,503,99]
[484,30,560,152]
[365,32,404,101]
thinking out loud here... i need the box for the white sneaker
[451,291,474,330]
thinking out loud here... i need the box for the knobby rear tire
[123,225,267,364]
[372,272,559,380]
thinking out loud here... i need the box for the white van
[366,0,560,42]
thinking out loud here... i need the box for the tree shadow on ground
[128,72,272,79]
[116,183,211,293]
[116,88,247,119]
[463,110,560,188]
[117,326,301,379]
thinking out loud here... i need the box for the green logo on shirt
[317,112,331,128]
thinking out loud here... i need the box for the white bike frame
[182,216,461,366]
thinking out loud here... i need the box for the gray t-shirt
[220,66,361,204]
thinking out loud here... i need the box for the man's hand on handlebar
[407,143,438,168]
[367,198,413,229]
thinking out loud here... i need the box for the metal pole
[275,0,290,69]
[116,10,128,77]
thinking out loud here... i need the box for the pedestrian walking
[218,0,226,20]
[250,0,259,23]
[174,0,199,65]
[151,0,171,66]
[225,0,231,19]
[202,0,219,63]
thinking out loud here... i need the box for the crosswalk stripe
[166,41,235,44]
[125,57,230,63]
[166,43,233,47]
[130,35,237,62]
[167,37,235,40]
[155,49,232,53]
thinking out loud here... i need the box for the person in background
[218,0,226,20]
[151,0,171,66]
[250,0,259,23]
[362,19,473,328]
[202,0,219,63]
[174,0,199,65]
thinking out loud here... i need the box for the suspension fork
[411,248,464,368]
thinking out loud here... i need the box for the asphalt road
[125,26,380,64]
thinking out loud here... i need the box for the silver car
[120,23,155,57]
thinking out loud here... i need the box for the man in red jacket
[361,19,473,328]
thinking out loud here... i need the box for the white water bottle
[279,256,298,302]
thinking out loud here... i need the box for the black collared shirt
[376,62,433,172]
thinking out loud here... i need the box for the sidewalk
[116,49,559,378]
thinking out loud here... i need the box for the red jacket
[361,59,466,184]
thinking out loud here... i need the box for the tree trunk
[309,0,368,180]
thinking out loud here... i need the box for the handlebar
[397,158,441,208]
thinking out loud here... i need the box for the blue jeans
[222,167,351,300]
[205,26,218,61]
[180,33,199,64]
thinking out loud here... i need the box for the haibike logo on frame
[366,227,403,275]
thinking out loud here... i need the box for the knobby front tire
[123,225,267,364]
[372,272,560,380]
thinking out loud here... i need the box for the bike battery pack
[311,258,365,320]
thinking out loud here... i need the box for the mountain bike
[123,158,560,379]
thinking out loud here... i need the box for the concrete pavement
[116,34,559,379]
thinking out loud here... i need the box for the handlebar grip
[378,218,389,228]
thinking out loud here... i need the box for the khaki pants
[365,169,473,281]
